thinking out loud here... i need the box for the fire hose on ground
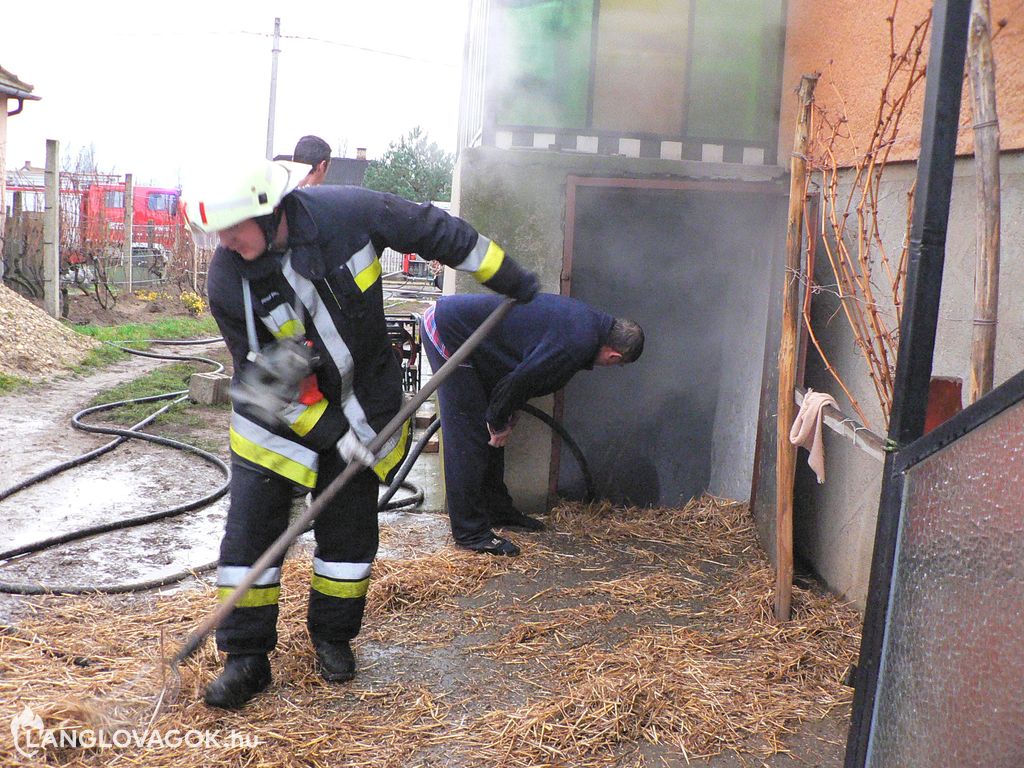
[0,302,597,600]
[0,338,423,594]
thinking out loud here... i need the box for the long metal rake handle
[174,297,516,664]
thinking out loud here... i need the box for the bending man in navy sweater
[421,293,644,555]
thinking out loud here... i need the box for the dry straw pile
[0,497,860,767]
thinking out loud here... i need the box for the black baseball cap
[293,135,331,166]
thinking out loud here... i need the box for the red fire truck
[80,183,182,253]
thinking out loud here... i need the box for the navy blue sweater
[434,293,614,429]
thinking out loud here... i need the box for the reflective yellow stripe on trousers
[229,412,319,488]
[310,558,371,599]
[216,565,282,607]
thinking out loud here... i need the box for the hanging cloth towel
[789,389,839,484]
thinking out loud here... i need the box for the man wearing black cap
[293,135,332,187]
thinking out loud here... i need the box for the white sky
[2,1,470,188]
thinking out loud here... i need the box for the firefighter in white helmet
[183,159,539,709]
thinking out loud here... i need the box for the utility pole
[265,17,281,160]
[124,173,134,292]
[42,139,60,318]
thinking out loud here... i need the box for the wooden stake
[775,74,818,622]
[967,0,1000,403]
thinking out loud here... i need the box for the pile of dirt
[0,285,99,378]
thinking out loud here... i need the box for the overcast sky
[2,1,470,188]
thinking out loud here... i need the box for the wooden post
[0,105,6,271]
[967,0,1000,403]
[775,74,818,622]
[124,173,134,292]
[42,139,60,318]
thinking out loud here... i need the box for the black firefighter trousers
[215,452,379,655]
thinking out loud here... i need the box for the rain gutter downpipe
[0,84,41,116]
[844,1,972,766]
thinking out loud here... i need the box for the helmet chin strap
[256,206,287,255]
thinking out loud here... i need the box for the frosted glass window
[866,399,1024,767]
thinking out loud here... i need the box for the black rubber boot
[204,653,271,709]
[314,639,356,682]
[459,534,521,557]
[489,505,545,532]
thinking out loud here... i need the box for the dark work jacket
[208,185,531,488]
[433,293,614,430]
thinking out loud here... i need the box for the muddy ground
[0,291,851,766]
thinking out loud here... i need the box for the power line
[238,30,458,67]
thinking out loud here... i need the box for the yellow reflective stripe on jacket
[345,242,382,292]
[263,302,305,339]
[456,235,505,282]
[353,259,382,291]
[473,240,505,282]
[289,398,328,438]
[275,318,303,339]
[230,413,319,488]
[372,418,411,483]
[310,575,370,599]
[217,585,281,608]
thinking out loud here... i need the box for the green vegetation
[86,362,200,425]
[72,316,220,372]
[363,126,454,203]
[0,372,30,395]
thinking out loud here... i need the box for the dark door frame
[551,174,785,501]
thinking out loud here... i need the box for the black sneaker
[204,653,271,709]
[489,505,545,531]
[313,638,356,682]
[459,535,520,556]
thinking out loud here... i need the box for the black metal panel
[844,2,972,765]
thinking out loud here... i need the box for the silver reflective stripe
[217,565,282,587]
[263,301,304,338]
[279,401,309,424]
[345,242,377,281]
[376,430,401,460]
[231,411,318,467]
[280,254,378,446]
[242,278,261,356]
[312,558,372,581]
[455,234,492,272]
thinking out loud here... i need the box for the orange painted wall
[779,0,1024,166]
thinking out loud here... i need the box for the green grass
[72,316,221,372]
[87,362,201,425]
[0,372,30,395]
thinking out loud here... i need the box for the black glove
[483,255,540,303]
[513,269,540,303]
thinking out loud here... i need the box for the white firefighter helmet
[182,160,308,233]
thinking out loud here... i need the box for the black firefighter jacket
[207,184,534,489]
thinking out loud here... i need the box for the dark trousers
[215,454,379,655]
[422,325,514,546]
